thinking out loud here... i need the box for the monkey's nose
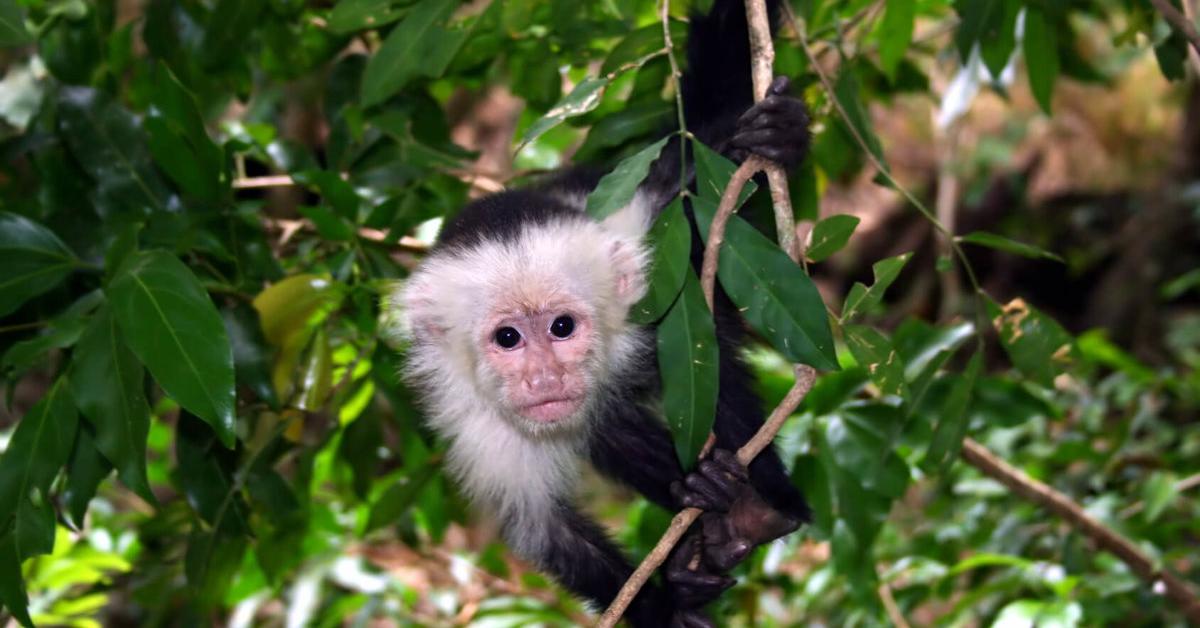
[524,369,562,393]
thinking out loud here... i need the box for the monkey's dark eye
[494,327,521,349]
[550,315,575,339]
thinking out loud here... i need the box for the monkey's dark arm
[589,401,686,511]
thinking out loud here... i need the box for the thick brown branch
[960,438,1200,623]
[596,366,817,627]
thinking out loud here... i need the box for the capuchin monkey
[393,0,810,625]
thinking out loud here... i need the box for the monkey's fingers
[709,448,749,481]
[704,536,754,572]
[768,75,791,96]
[686,468,738,509]
[666,570,736,608]
[736,93,807,128]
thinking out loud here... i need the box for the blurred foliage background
[1,0,1199,626]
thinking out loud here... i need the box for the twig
[960,438,1200,623]
[878,580,911,628]
[699,156,767,310]
[744,0,800,262]
[597,365,817,627]
[1150,0,1200,73]
[260,217,429,252]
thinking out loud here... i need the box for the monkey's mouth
[520,396,583,423]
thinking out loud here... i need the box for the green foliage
[0,0,1196,625]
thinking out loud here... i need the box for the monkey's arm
[589,402,686,512]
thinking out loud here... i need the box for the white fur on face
[387,205,654,554]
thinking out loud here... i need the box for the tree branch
[960,438,1200,623]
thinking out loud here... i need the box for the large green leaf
[145,63,224,202]
[69,305,155,503]
[1023,6,1059,114]
[57,88,174,220]
[252,274,346,401]
[877,0,914,82]
[63,423,113,528]
[630,198,691,324]
[108,251,236,447]
[922,352,982,471]
[986,296,1075,388]
[0,212,77,317]
[692,139,756,204]
[656,271,718,465]
[361,0,466,107]
[0,0,29,47]
[366,462,439,533]
[692,197,838,370]
[199,0,265,70]
[832,67,888,174]
[0,533,31,627]
[844,324,909,398]
[0,377,79,561]
[586,136,669,219]
[222,305,279,409]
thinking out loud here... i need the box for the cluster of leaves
[0,0,1197,626]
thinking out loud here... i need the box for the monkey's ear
[393,275,448,341]
[608,238,649,308]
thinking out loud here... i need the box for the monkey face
[396,218,650,438]
[478,299,596,429]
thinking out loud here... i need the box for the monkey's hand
[665,531,733,613]
[729,76,810,169]
[671,449,803,572]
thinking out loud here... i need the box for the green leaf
[692,197,839,370]
[328,0,406,34]
[832,67,888,174]
[69,305,155,503]
[1023,6,1059,114]
[958,230,1063,262]
[922,352,982,472]
[805,214,860,262]
[600,20,684,75]
[844,325,909,398]
[987,296,1074,388]
[692,139,756,204]
[145,63,224,202]
[108,251,236,447]
[57,88,174,219]
[184,524,247,604]
[520,77,608,148]
[63,423,113,528]
[174,412,249,533]
[0,377,79,561]
[293,170,362,220]
[366,463,439,533]
[840,253,911,322]
[1,314,87,381]
[0,212,77,317]
[877,0,914,82]
[630,198,691,324]
[656,271,719,465]
[360,0,464,107]
[299,206,357,241]
[586,136,669,219]
[222,305,279,409]
[1141,472,1177,523]
[979,0,1019,78]
[0,0,29,47]
[252,275,346,401]
[0,533,32,627]
[199,0,266,70]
